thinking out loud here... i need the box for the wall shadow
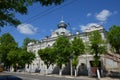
[78,63,88,76]
[52,63,70,75]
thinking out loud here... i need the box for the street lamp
[85,32,89,76]
[69,53,73,76]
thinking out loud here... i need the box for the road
[0,72,87,80]
[1,71,119,80]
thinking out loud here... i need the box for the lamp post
[85,32,89,76]
[69,53,73,76]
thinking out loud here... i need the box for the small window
[61,32,65,35]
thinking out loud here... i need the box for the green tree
[7,48,35,71]
[0,33,35,71]
[0,33,17,68]
[108,25,120,54]
[88,30,106,79]
[7,49,19,71]
[18,48,35,67]
[71,36,85,76]
[72,56,78,77]
[88,30,106,67]
[38,47,55,74]
[0,0,64,27]
[53,35,71,75]
[22,37,36,50]
[71,36,85,56]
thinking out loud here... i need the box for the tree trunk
[10,66,14,72]
[97,68,100,80]
[75,69,77,77]
[59,68,62,76]
[45,68,48,75]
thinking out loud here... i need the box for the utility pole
[70,54,73,76]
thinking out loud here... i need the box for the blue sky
[0,0,120,46]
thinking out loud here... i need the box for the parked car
[35,68,41,73]
[17,69,24,72]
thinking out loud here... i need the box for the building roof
[51,20,71,37]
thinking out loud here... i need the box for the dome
[51,20,71,37]
[57,20,67,29]
[54,28,70,35]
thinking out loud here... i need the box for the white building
[26,20,120,76]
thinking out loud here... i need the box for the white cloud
[17,23,37,35]
[87,13,92,17]
[96,9,112,22]
[80,23,100,32]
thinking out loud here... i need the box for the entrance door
[89,61,101,76]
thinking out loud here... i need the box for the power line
[1,0,78,35]
[24,6,56,22]
[24,0,77,23]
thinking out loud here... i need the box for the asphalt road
[1,71,119,80]
[0,72,85,80]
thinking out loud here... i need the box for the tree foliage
[0,0,64,27]
[7,48,35,69]
[72,56,78,69]
[0,33,17,47]
[53,35,71,68]
[18,48,35,66]
[0,33,35,70]
[71,36,85,76]
[38,47,55,69]
[88,30,106,66]
[0,33,17,67]
[107,25,120,54]
[22,37,36,50]
[71,36,85,56]
[7,49,19,66]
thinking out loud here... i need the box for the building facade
[26,20,120,75]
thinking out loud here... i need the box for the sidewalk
[7,71,120,80]
[47,74,120,80]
